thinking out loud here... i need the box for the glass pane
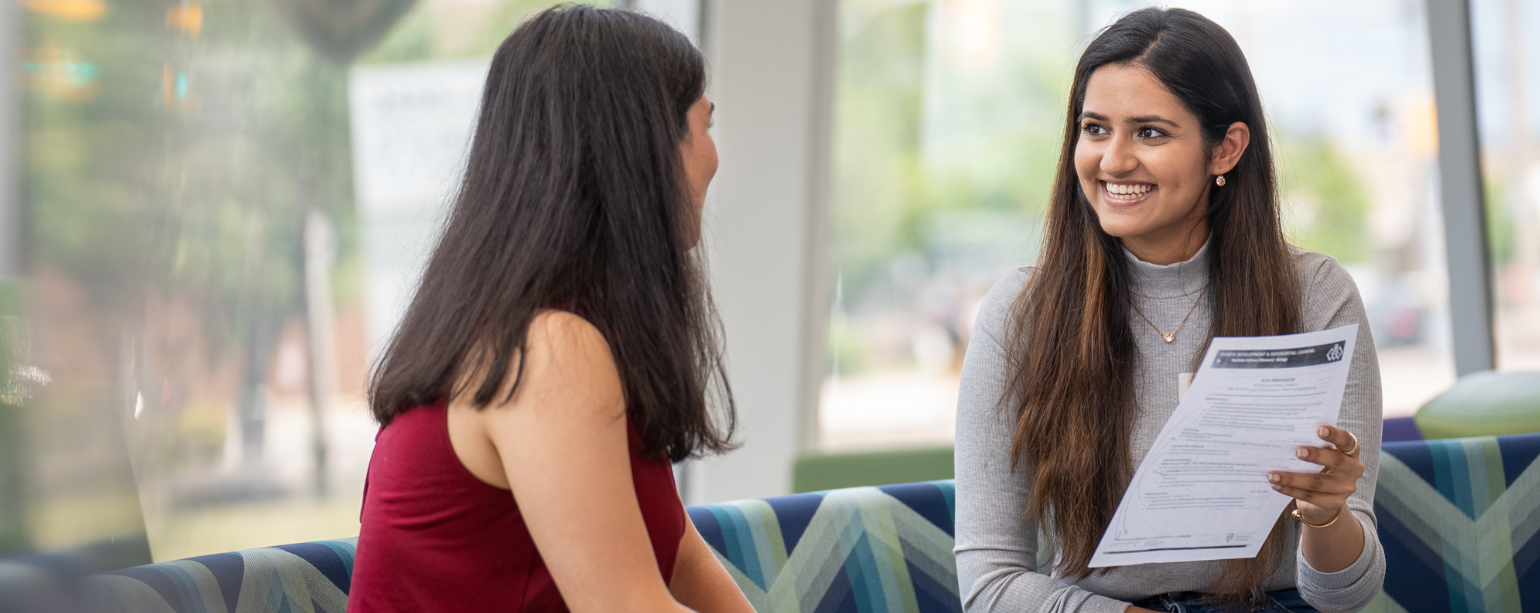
[18,0,591,563]
[1470,0,1540,372]
[823,0,1453,450]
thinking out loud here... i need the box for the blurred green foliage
[0,282,27,556]
[1484,178,1514,268]
[828,1,1382,380]
[20,0,586,509]
[831,1,1074,306]
[1277,139,1372,264]
[25,0,355,357]
[362,0,615,65]
[826,314,867,376]
[831,2,928,302]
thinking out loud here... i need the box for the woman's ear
[1209,121,1251,176]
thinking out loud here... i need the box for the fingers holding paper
[1267,425,1363,524]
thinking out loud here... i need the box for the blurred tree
[1277,140,1372,265]
[831,2,928,305]
[1486,178,1515,270]
[266,0,419,64]
[24,0,604,490]
[361,0,604,65]
[24,0,358,479]
[0,282,29,556]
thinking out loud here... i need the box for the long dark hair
[368,5,735,463]
[1003,7,1299,596]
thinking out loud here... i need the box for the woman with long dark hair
[347,7,753,612]
[954,8,1384,613]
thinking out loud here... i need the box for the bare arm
[481,311,695,613]
[671,517,756,613]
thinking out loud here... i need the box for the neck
[1121,221,1210,266]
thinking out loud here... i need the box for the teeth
[1106,182,1153,197]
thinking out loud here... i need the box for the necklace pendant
[1162,332,1176,343]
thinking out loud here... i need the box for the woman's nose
[1100,136,1138,175]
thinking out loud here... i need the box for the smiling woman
[1074,64,1250,266]
[953,7,1386,613]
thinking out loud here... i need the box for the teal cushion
[1415,371,1540,440]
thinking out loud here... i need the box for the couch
[83,432,1540,612]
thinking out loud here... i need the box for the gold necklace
[1131,286,1208,343]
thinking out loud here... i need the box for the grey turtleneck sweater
[953,242,1386,613]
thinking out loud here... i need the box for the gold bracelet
[1292,507,1341,529]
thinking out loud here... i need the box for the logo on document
[1326,343,1343,362]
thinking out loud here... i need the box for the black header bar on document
[1210,342,1346,369]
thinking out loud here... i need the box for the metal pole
[1426,0,1496,375]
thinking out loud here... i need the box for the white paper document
[1088,324,1358,567]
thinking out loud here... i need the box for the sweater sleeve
[954,270,1132,613]
[1291,255,1388,612]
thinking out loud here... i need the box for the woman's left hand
[1268,425,1363,525]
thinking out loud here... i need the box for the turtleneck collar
[1123,237,1211,299]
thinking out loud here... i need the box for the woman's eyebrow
[1130,114,1179,127]
[1077,111,1108,123]
[710,102,716,115]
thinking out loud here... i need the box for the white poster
[348,60,489,358]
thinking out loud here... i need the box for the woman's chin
[1096,218,1150,241]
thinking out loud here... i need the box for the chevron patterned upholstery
[1367,432,1540,613]
[81,433,1540,613]
[689,481,961,613]
[83,539,357,613]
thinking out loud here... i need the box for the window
[822,0,1454,450]
[20,0,591,561]
[1470,0,1540,372]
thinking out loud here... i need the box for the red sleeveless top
[347,403,686,612]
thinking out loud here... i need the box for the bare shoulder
[454,311,625,488]
[510,310,624,415]
[450,310,618,406]
[526,310,613,363]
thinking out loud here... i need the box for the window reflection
[824,0,1454,450]
[17,0,593,562]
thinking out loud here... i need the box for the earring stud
[1215,175,1226,186]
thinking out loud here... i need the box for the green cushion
[1415,370,1540,439]
[791,445,954,493]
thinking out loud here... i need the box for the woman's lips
[1101,181,1156,205]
